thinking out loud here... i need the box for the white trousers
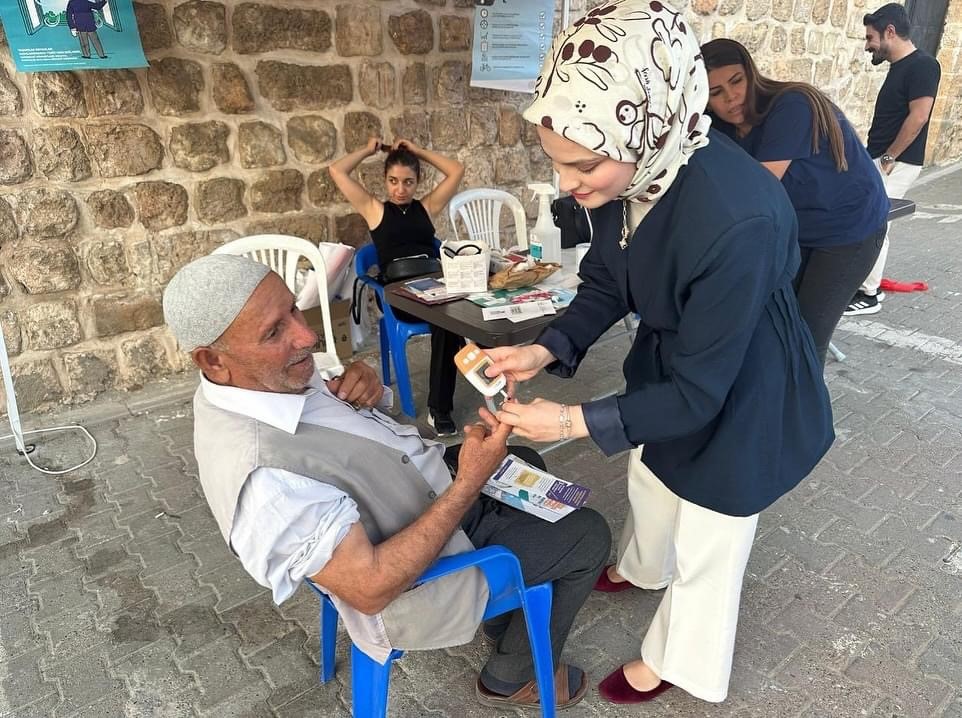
[861,158,922,294]
[614,448,758,702]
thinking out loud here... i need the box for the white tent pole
[0,319,98,475]
[0,321,27,454]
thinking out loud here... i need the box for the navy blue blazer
[537,130,834,516]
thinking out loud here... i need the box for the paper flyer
[483,455,590,523]
[0,0,148,72]
[468,286,576,310]
[470,0,555,93]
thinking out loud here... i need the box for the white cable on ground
[1,323,98,476]
[0,426,98,476]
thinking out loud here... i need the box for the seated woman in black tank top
[329,137,465,436]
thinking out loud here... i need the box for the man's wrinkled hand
[327,361,383,408]
[455,415,511,493]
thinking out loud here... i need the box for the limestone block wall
[0,1,550,412]
[680,0,961,162]
[0,0,958,412]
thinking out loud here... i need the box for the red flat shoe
[598,665,673,704]
[593,565,638,593]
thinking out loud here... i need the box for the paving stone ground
[2,165,961,718]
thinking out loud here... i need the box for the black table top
[385,197,916,346]
[888,197,915,221]
[384,279,562,346]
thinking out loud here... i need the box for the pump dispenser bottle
[527,183,562,264]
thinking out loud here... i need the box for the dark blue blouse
[725,92,889,247]
[537,130,834,517]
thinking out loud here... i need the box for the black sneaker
[427,410,457,437]
[844,290,881,316]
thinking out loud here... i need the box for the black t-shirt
[866,49,941,166]
[368,199,438,268]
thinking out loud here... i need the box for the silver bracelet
[559,403,572,441]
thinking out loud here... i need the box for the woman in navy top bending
[485,0,833,706]
[330,139,464,435]
[702,38,890,364]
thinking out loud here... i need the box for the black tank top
[369,200,438,268]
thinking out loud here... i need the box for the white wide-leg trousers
[614,448,758,702]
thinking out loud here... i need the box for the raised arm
[308,416,510,615]
[328,137,384,228]
[396,140,465,218]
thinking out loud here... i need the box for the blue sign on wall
[470,0,556,93]
[0,0,148,72]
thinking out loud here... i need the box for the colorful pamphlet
[395,277,466,305]
[482,455,590,523]
[468,286,576,310]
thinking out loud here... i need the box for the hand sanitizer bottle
[527,183,562,264]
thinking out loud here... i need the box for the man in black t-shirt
[845,3,941,317]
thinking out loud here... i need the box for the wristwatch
[881,153,896,164]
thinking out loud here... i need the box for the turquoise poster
[0,0,148,72]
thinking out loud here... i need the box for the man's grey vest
[192,388,488,658]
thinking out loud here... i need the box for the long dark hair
[701,38,848,172]
[383,146,421,181]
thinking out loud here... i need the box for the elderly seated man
[162,254,610,710]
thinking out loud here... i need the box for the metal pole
[0,318,97,474]
[0,319,28,454]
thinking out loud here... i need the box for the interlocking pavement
[2,164,961,717]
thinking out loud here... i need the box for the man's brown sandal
[475,663,588,710]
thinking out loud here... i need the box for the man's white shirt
[200,370,453,605]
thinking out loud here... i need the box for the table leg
[828,341,846,363]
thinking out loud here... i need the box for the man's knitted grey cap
[163,254,270,351]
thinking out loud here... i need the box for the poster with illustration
[470,0,556,93]
[0,0,147,72]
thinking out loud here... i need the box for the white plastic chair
[449,188,528,251]
[212,234,343,379]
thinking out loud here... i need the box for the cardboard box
[303,299,353,361]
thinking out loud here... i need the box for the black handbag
[381,255,442,283]
[551,195,593,249]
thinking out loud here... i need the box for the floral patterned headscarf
[523,0,711,204]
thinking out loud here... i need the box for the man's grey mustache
[287,352,313,367]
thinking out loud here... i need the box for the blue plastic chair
[304,545,556,717]
[354,243,434,418]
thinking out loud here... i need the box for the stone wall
[687,0,962,165]
[0,0,959,413]
[0,0,550,413]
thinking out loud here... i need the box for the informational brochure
[469,286,576,311]
[483,455,590,523]
[470,0,555,93]
[0,0,148,73]
[396,277,466,305]
[481,300,556,323]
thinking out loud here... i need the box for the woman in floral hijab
[487,0,833,705]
